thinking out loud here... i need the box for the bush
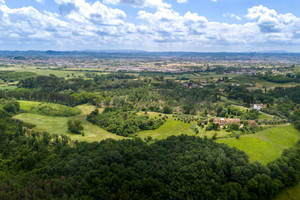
[68,120,84,134]
[162,105,173,114]
[212,133,217,140]
[3,101,20,114]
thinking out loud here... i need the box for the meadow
[19,100,81,117]
[139,119,195,140]
[218,125,300,165]
[14,104,124,142]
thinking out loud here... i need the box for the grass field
[19,100,81,117]
[218,125,300,165]
[274,182,300,200]
[14,104,125,142]
[139,119,195,140]
[258,112,274,120]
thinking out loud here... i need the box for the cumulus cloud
[103,0,170,8]
[223,13,242,21]
[36,0,45,3]
[177,0,188,4]
[135,5,300,50]
[137,8,207,37]
[246,5,300,34]
[0,2,300,51]
[0,4,67,40]
[55,0,126,25]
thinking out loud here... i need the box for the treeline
[0,88,102,106]
[18,74,93,92]
[257,73,300,83]
[0,71,37,82]
[87,107,164,136]
[268,86,300,104]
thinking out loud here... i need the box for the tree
[3,101,20,114]
[162,105,173,114]
[67,120,84,134]
[105,96,111,106]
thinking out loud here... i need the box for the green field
[274,182,300,200]
[258,112,274,120]
[14,104,125,142]
[218,125,300,165]
[139,119,195,140]
[19,100,81,117]
[0,66,101,78]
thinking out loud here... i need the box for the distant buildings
[253,104,267,110]
[248,120,258,126]
[214,118,241,127]
[231,83,240,86]
[213,118,258,128]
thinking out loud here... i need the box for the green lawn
[14,104,125,142]
[139,119,196,140]
[218,125,300,165]
[274,182,300,200]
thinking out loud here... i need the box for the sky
[1,0,300,52]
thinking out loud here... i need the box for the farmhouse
[253,104,267,110]
[214,118,241,127]
[248,120,258,126]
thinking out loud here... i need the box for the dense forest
[0,112,300,199]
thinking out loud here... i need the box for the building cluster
[213,118,257,128]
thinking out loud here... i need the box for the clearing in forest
[218,125,300,165]
[14,103,124,142]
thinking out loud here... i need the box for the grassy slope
[274,183,300,200]
[218,125,300,165]
[19,100,81,116]
[14,104,124,142]
[258,112,274,120]
[139,119,195,140]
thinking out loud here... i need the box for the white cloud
[36,0,45,3]
[223,13,242,21]
[246,5,300,33]
[55,0,126,25]
[177,0,187,4]
[103,0,170,8]
[0,2,300,51]
[0,4,68,40]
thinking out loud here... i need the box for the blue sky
[1,0,300,51]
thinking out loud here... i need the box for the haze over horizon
[1,0,300,52]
